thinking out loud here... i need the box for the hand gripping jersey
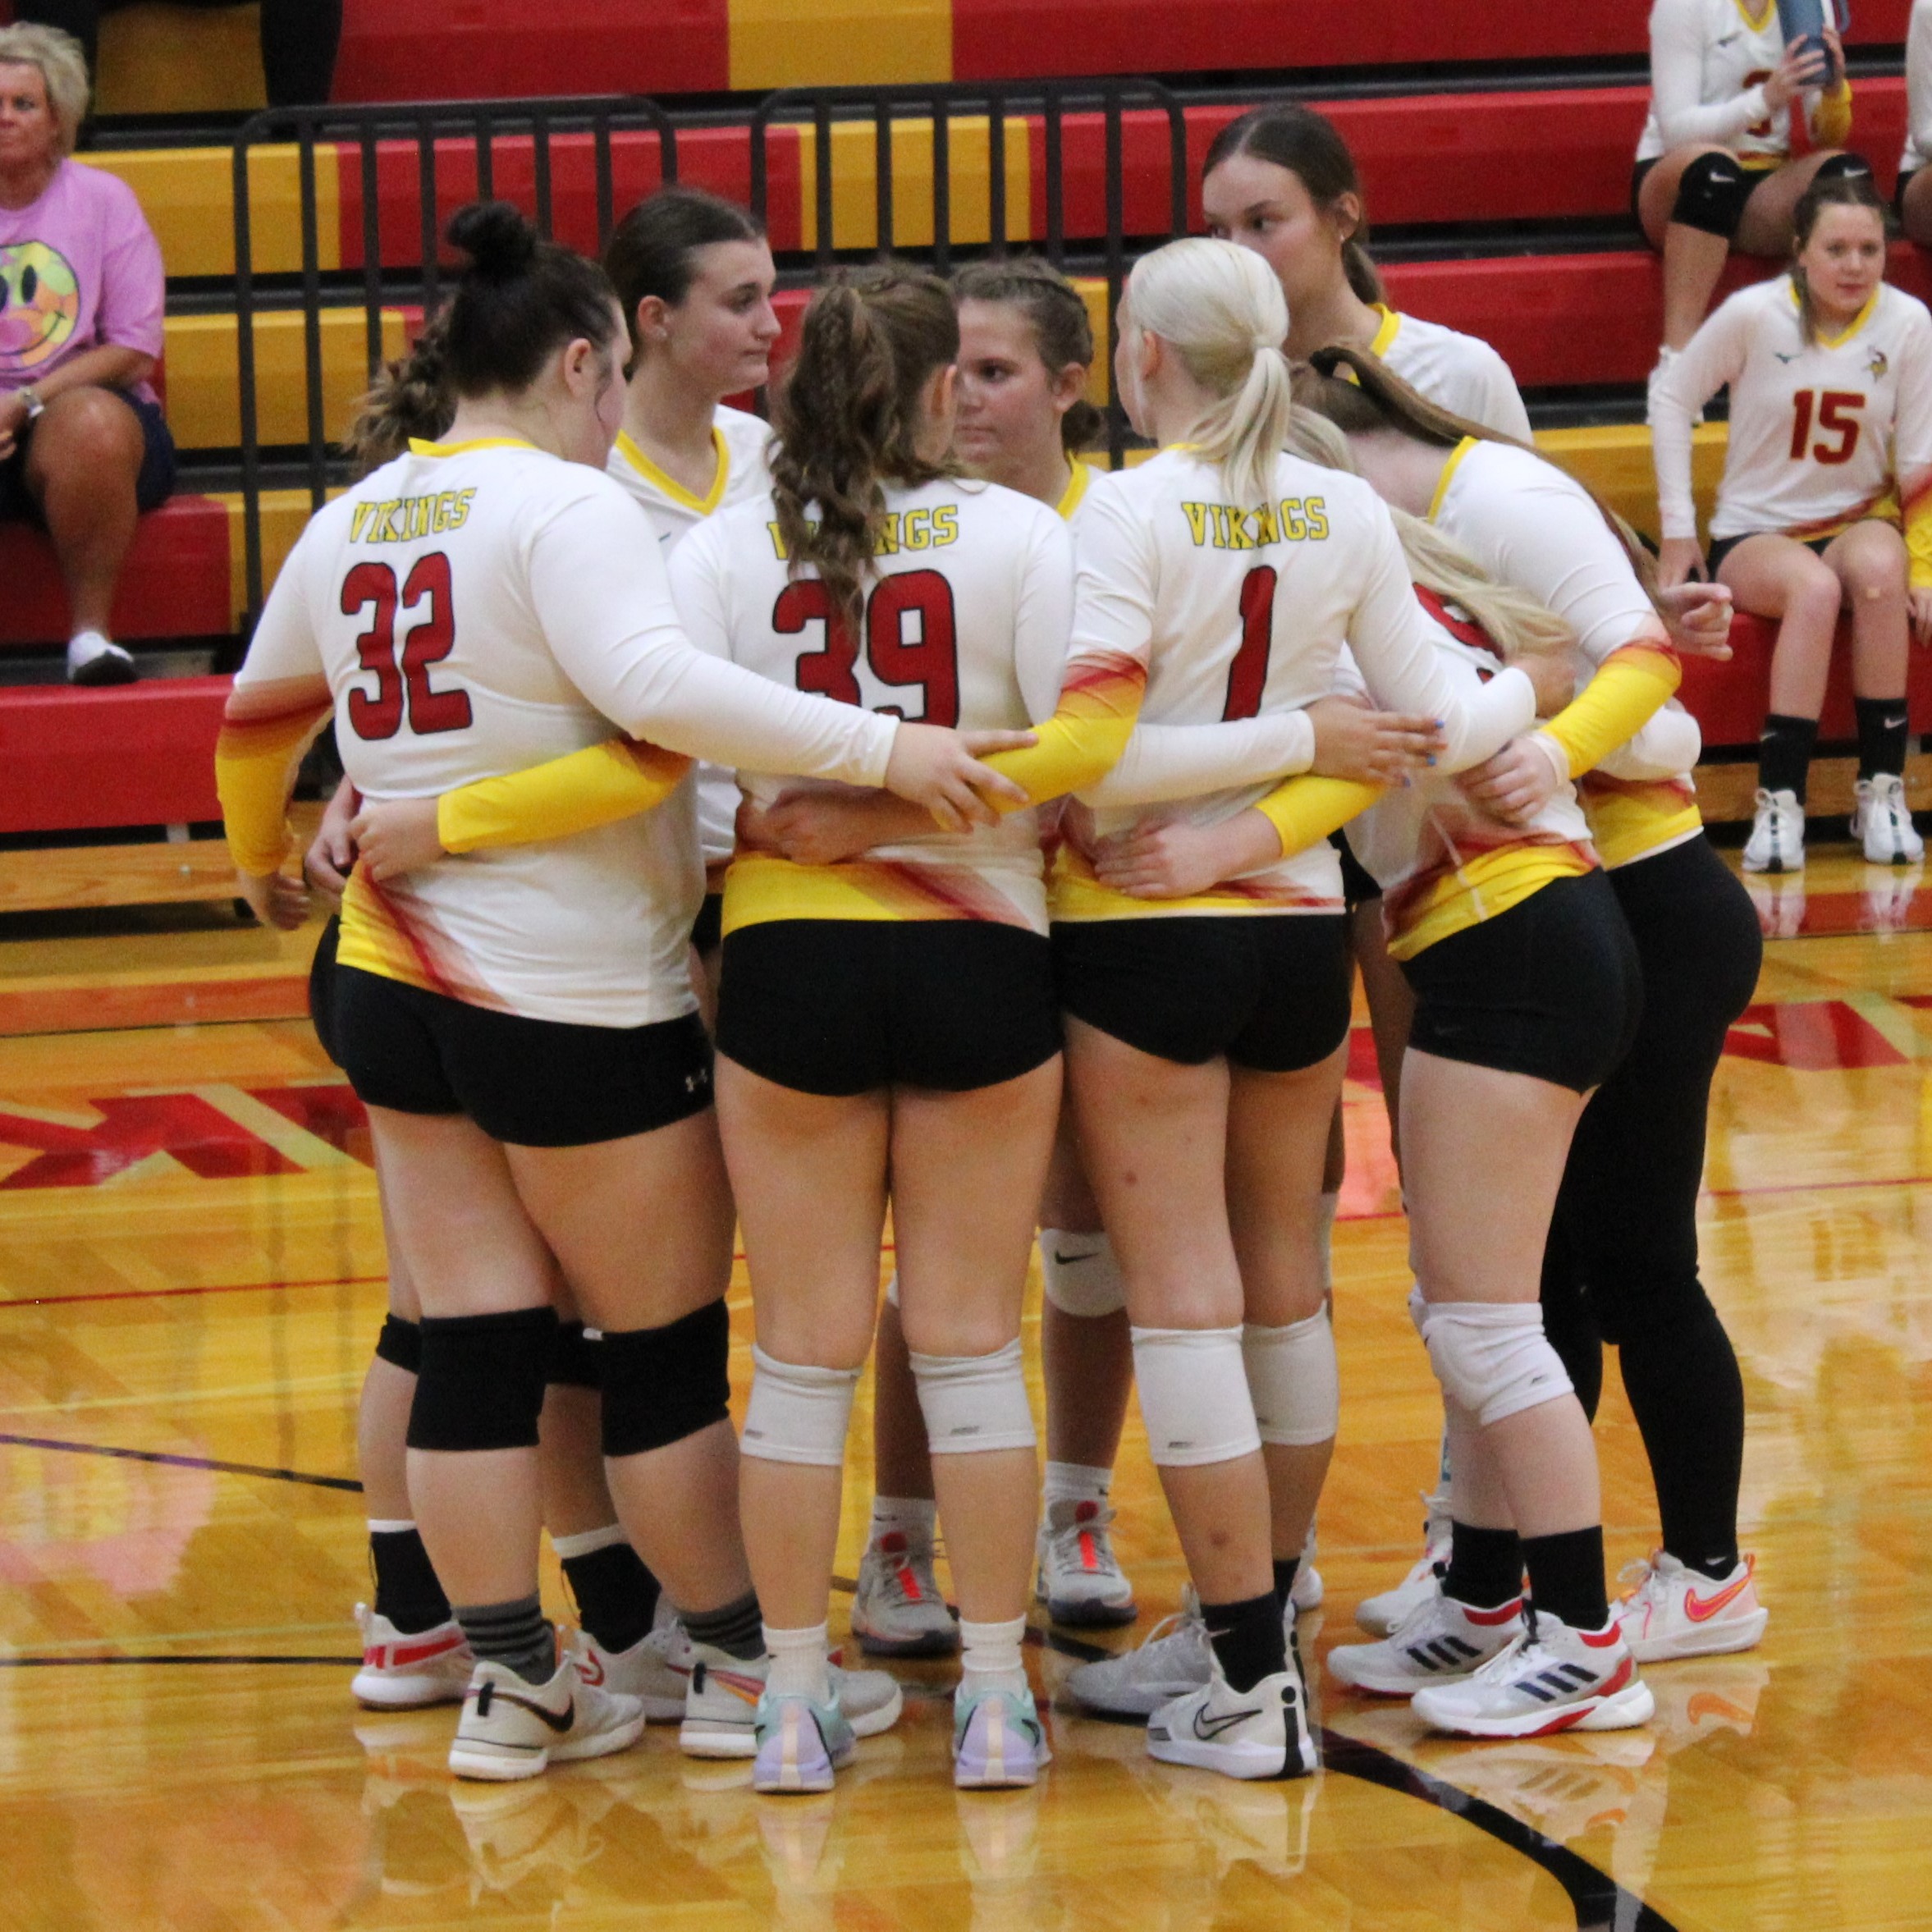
[1430,437,1698,870]
[672,476,1077,936]
[609,405,776,874]
[1367,306,1534,441]
[216,438,895,1028]
[1651,274,1932,578]
[1637,0,1852,165]
[1905,0,1932,175]
[1348,589,1599,961]
[1021,448,1539,923]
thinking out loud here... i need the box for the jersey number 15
[1789,390,1864,466]
[341,554,474,740]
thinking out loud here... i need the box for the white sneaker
[567,1597,689,1723]
[852,1529,959,1656]
[1147,1650,1316,1780]
[1291,1527,1323,1612]
[1036,1498,1137,1628]
[1328,1583,1524,1696]
[1063,1589,1211,1718]
[1742,787,1806,873]
[66,630,136,686]
[1354,1492,1454,1637]
[1613,1551,1768,1664]
[679,1642,905,1759]
[1410,1609,1654,1740]
[447,1654,645,1782]
[1852,772,1924,865]
[351,1605,473,1710]
[952,1683,1051,1789]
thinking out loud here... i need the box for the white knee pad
[741,1346,860,1466]
[1130,1326,1262,1467]
[1038,1229,1127,1318]
[1417,1301,1574,1428]
[909,1338,1037,1454]
[1243,1311,1339,1447]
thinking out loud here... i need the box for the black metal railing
[231,96,677,619]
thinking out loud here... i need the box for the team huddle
[216,79,1923,1792]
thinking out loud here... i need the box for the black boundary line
[0,1432,362,1493]
[1042,1628,1678,1932]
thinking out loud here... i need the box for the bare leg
[1637,144,1737,351]
[23,387,145,637]
[1038,1110,1133,1470]
[1719,533,1844,723]
[356,1162,420,1522]
[1353,898,1414,1154]
[1825,519,1911,702]
[871,1295,935,1501]
[1903,164,1932,247]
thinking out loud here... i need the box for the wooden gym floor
[0,845,1926,1932]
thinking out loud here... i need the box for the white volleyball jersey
[609,405,776,872]
[1652,276,1932,543]
[1369,306,1534,441]
[1052,449,1536,918]
[238,437,894,1026]
[1906,0,1932,173]
[671,477,1076,935]
[1637,0,1838,162]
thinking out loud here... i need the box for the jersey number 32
[341,554,473,740]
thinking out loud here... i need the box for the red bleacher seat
[1681,615,1932,749]
[0,498,231,649]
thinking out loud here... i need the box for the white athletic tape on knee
[1129,1325,1263,1467]
[1243,1311,1339,1447]
[1038,1228,1127,1317]
[741,1346,860,1467]
[909,1338,1037,1454]
[1417,1301,1574,1428]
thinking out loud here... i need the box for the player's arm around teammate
[1651,173,1931,871]
[217,206,1014,1785]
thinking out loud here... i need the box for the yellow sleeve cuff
[1542,643,1682,781]
[1812,79,1853,147]
[1254,776,1385,861]
[215,695,332,877]
[981,654,1146,809]
[436,739,694,854]
[1906,478,1932,589]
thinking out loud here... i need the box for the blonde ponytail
[1124,237,1294,508]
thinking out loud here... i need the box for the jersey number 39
[341,554,473,740]
[776,571,959,726]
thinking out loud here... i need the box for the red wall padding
[0,500,230,649]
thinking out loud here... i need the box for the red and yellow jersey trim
[1900,468,1932,588]
[1787,281,1879,350]
[1385,838,1598,962]
[615,427,730,515]
[336,869,507,1007]
[1543,639,1682,780]
[1056,460,1098,521]
[719,850,1037,934]
[981,652,1147,808]
[1579,771,1704,869]
[1046,841,1342,923]
[215,675,333,878]
[1368,305,1403,360]
[1427,437,1481,523]
[407,436,537,458]
[436,738,693,855]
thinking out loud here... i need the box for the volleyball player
[1897,0,1932,243]
[1301,354,1770,1682]
[1652,172,1931,872]
[1634,0,1864,391]
[217,203,1014,1782]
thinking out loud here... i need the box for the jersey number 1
[341,554,473,740]
[776,570,960,726]
[1789,390,1863,466]
[1222,566,1279,721]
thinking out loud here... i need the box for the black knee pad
[1671,150,1751,239]
[547,1317,602,1389]
[600,1299,731,1458]
[407,1307,556,1452]
[1812,152,1874,185]
[373,1312,422,1374]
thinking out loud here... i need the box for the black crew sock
[1271,1557,1300,1610]
[1444,1522,1523,1610]
[1521,1526,1610,1632]
[1617,1290,1746,1580]
[369,1526,451,1635]
[1201,1591,1288,1694]
[561,1541,662,1655]
[1854,694,1911,781]
[456,1592,556,1686]
[1758,713,1819,803]
[684,1589,764,1662]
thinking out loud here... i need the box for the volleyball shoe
[1146,1648,1317,1780]
[1410,1609,1653,1738]
[1327,1584,1524,1695]
[1036,1499,1137,1627]
[853,1528,959,1656]
[352,1605,474,1710]
[1612,1551,1768,1663]
[447,1652,646,1782]
[1353,1492,1454,1637]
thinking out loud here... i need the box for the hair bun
[446,200,540,279]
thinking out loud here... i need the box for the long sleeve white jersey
[1637,0,1844,163]
[238,437,895,1026]
[1907,0,1932,173]
[670,477,1078,936]
[1368,305,1535,440]
[607,404,776,872]
[1055,448,1537,917]
[1651,275,1932,543]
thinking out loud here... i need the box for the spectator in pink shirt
[0,23,172,684]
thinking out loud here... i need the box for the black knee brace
[600,1299,732,1458]
[373,1312,422,1374]
[1671,150,1751,239]
[1812,152,1874,185]
[407,1307,556,1452]
[547,1318,602,1390]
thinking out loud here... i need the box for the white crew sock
[959,1614,1029,1697]
[868,1495,937,1545]
[67,630,118,667]
[762,1621,831,1701]
[1042,1461,1111,1509]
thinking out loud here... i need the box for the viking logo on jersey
[1179,497,1330,551]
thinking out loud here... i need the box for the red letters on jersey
[341,553,472,740]
[1790,390,1865,466]
[1222,566,1278,721]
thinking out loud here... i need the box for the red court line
[2,1272,387,1312]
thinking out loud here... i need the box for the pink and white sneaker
[351,1604,474,1709]
[1410,1609,1654,1739]
[1614,1552,1768,1664]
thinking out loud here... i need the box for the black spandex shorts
[689,890,724,959]
[1705,529,1834,576]
[1400,869,1641,1095]
[716,918,1060,1096]
[332,964,713,1146]
[308,914,343,1068]
[1054,912,1353,1072]
[1332,829,1382,909]
[0,388,175,524]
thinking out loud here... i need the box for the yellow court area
[0,849,1927,1930]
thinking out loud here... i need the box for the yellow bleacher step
[1533,422,1727,543]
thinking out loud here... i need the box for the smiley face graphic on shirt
[0,240,80,373]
